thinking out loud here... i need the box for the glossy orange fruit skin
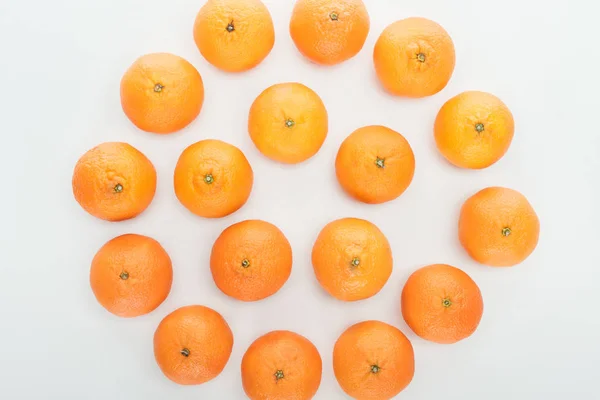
[336,125,415,204]
[120,53,204,134]
[459,187,540,267]
[154,305,234,385]
[402,264,483,344]
[210,220,293,302]
[374,17,455,98]
[290,0,370,66]
[249,82,328,164]
[435,91,515,169]
[333,320,414,400]
[194,0,275,72]
[90,234,172,318]
[174,139,254,218]
[72,142,156,222]
[242,330,322,400]
[312,218,392,301]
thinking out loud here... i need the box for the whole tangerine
[401,264,484,344]
[290,0,370,65]
[120,53,204,134]
[312,218,392,301]
[374,17,455,97]
[72,142,156,222]
[174,139,253,218]
[90,234,172,318]
[210,220,293,302]
[249,82,328,164]
[154,305,234,385]
[193,0,275,72]
[459,187,540,267]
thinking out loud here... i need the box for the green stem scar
[375,158,385,168]
[241,259,250,268]
[285,118,295,128]
[114,183,123,193]
[274,370,284,380]
[154,83,164,92]
[119,271,129,280]
[442,298,452,308]
[180,348,190,357]
[416,53,426,62]
[330,12,339,21]
[226,21,234,32]
[351,257,360,267]
[502,227,511,237]
[370,365,381,374]
[204,174,214,184]
[475,123,485,133]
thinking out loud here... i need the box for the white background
[2,0,599,399]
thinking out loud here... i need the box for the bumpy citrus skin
[90,234,172,318]
[242,330,322,400]
[336,125,415,204]
[174,139,254,218]
[290,0,370,65]
[459,187,540,267]
[72,142,157,221]
[210,220,293,301]
[401,264,484,344]
[120,53,204,134]
[374,17,455,97]
[333,320,414,400]
[194,0,275,72]
[249,82,328,164]
[312,218,393,301]
[154,305,234,385]
[435,91,515,169]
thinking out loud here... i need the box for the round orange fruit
[312,218,392,301]
[248,82,328,164]
[72,142,156,222]
[333,320,414,400]
[241,330,322,400]
[401,264,484,344]
[210,220,293,302]
[174,139,254,218]
[435,91,515,169]
[459,187,540,267]
[154,305,234,385]
[120,53,204,134]
[290,0,370,65]
[193,0,275,72]
[373,17,455,97]
[90,234,172,318]
[335,125,415,204]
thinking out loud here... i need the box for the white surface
[2,0,599,399]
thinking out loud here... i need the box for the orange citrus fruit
[336,125,415,204]
[333,320,414,399]
[401,264,484,344]
[90,234,172,318]
[72,142,156,222]
[193,0,275,72]
[459,187,540,267]
[242,330,322,400]
[312,218,392,301]
[174,139,253,218]
[374,17,455,97]
[120,53,204,134]
[154,305,234,385]
[210,220,293,302]
[248,82,328,164]
[435,91,515,169]
[290,0,370,65]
